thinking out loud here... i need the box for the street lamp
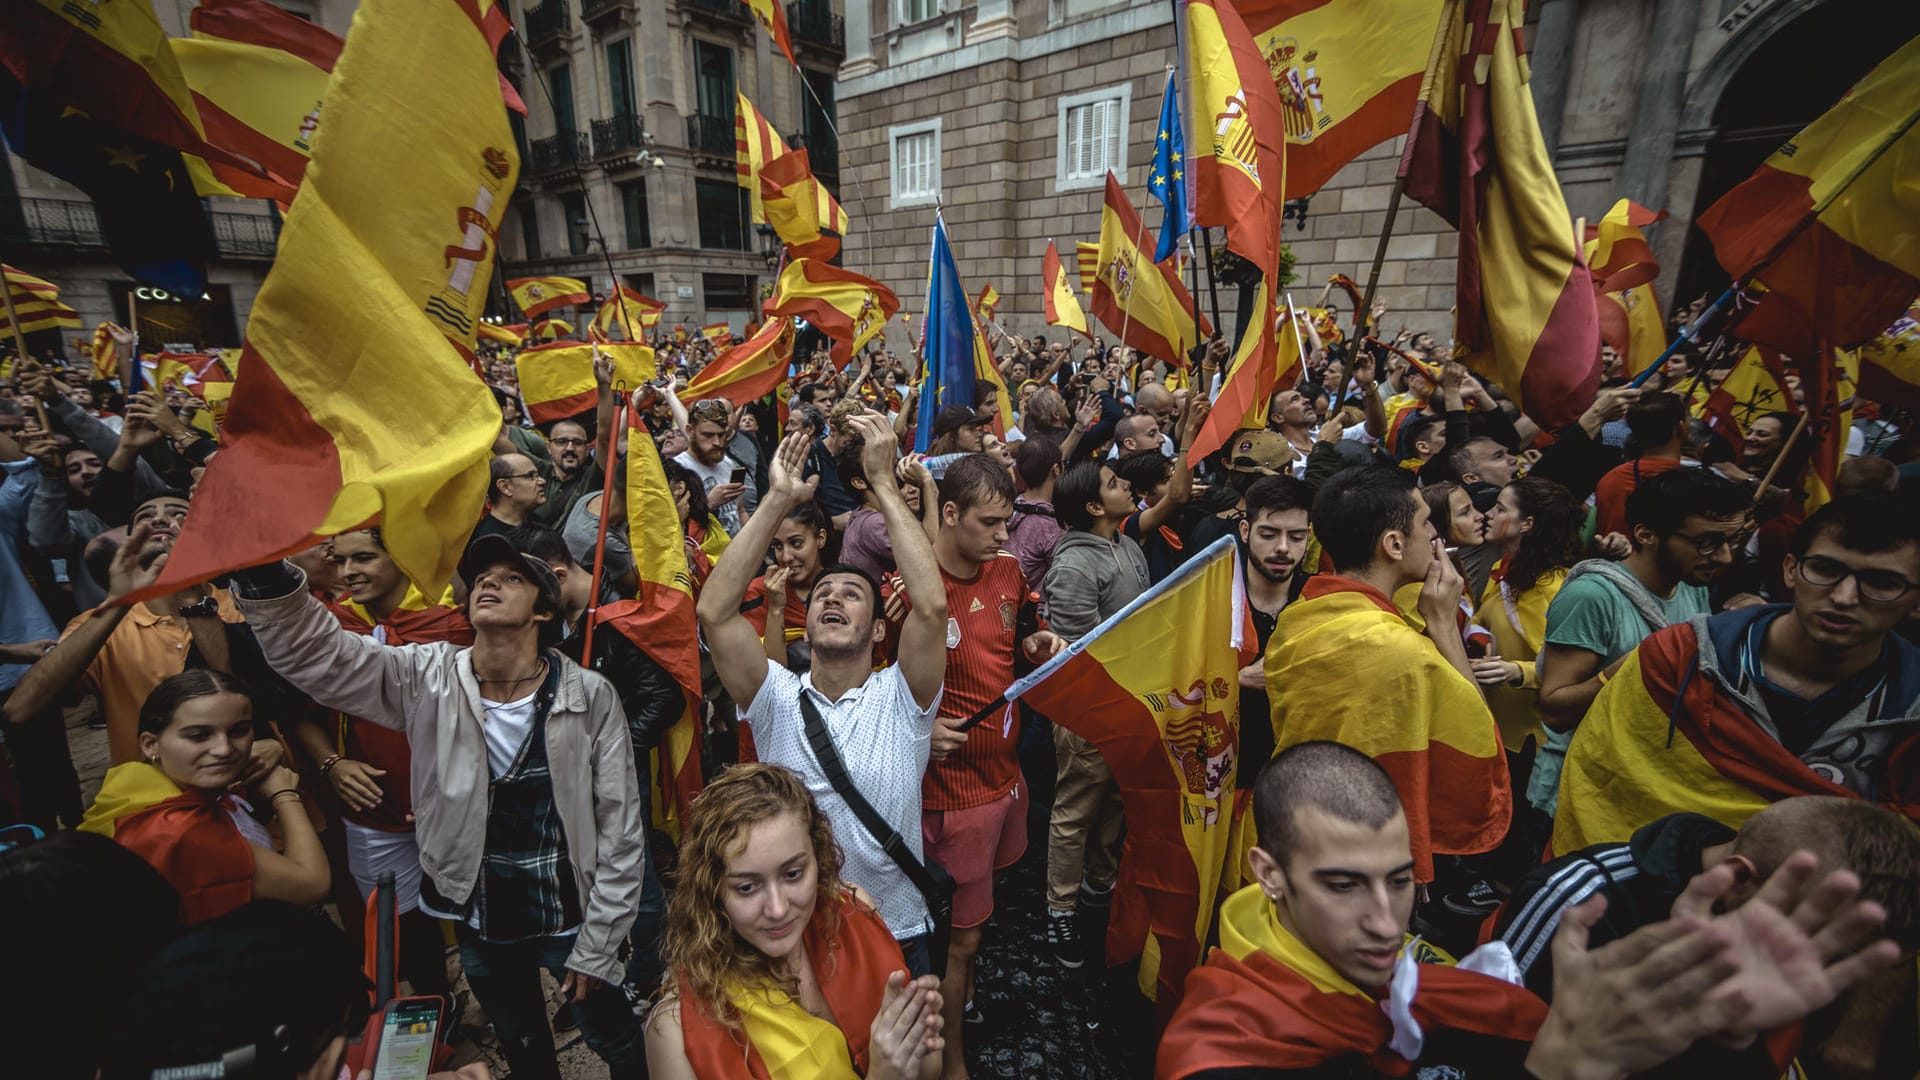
[756,222,782,270]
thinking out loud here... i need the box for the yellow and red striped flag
[975,283,1001,322]
[1043,240,1092,339]
[1583,199,1669,378]
[90,323,121,381]
[759,148,849,260]
[128,0,517,601]
[1859,300,1920,411]
[592,285,665,340]
[0,266,81,336]
[1007,536,1252,1005]
[1698,36,1920,359]
[1188,0,1289,282]
[684,317,795,404]
[477,321,523,345]
[741,0,796,67]
[597,402,703,838]
[513,341,653,422]
[1401,0,1598,431]
[1091,174,1212,366]
[508,275,590,319]
[700,322,732,347]
[735,90,790,224]
[766,258,899,366]
[1075,241,1100,296]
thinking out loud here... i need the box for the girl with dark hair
[1471,477,1587,754]
[744,500,834,673]
[80,670,329,923]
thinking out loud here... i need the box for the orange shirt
[1594,456,1686,538]
[63,590,247,766]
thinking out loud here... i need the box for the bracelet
[317,754,343,776]
[1596,669,1612,686]
[268,788,302,803]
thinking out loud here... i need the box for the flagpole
[1186,229,1203,374]
[580,392,629,664]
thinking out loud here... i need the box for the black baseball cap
[459,533,565,625]
[932,404,993,437]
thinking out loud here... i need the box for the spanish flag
[1701,344,1795,439]
[514,341,652,422]
[1092,173,1212,366]
[741,0,797,67]
[1554,617,1920,855]
[508,275,590,319]
[759,148,849,260]
[532,318,574,341]
[1159,884,1546,1077]
[129,0,516,603]
[767,259,899,366]
[1188,0,1288,281]
[1042,240,1092,339]
[1010,537,1252,1006]
[700,323,732,347]
[597,402,703,838]
[1236,0,1444,200]
[976,283,1001,322]
[1799,345,1858,513]
[477,321,523,345]
[1859,300,1920,411]
[735,90,790,223]
[1191,280,1279,461]
[593,284,665,340]
[1583,200,1669,379]
[1697,36,1920,359]
[80,763,256,925]
[1265,576,1509,882]
[684,316,795,404]
[1400,0,1599,432]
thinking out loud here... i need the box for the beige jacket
[237,574,644,984]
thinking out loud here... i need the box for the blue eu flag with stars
[1149,70,1188,265]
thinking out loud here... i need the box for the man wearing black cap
[230,533,648,1080]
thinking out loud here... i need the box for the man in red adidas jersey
[904,453,1063,1080]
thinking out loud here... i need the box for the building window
[621,181,651,250]
[561,192,590,256]
[704,273,754,310]
[696,178,748,250]
[888,118,940,208]
[606,39,636,119]
[694,40,734,121]
[518,199,542,259]
[895,0,941,26]
[548,63,576,137]
[1056,84,1130,191]
[800,68,838,177]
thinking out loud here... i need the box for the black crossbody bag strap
[796,691,940,898]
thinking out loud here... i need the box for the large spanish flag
[79,763,255,925]
[684,316,795,404]
[592,284,665,340]
[1187,0,1288,281]
[736,90,790,223]
[1859,300,1920,411]
[597,401,703,838]
[760,148,849,260]
[1697,36,1920,359]
[1092,173,1212,366]
[1010,537,1252,1006]
[508,275,590,319]
[129,0,516,601]
[1553,618,1920,854]
[1236,0,1444,200]
[1701,344,1796,439]
[766,259,898,366]
[514,341,653,422]
[1265,576,1509,882]
[173,0,337,199]
[1400,0,1599,431]
[1042,240,1092,339]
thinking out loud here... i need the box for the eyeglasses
[1671,526,1754,556]
[504,470,542,482]
[1796,554,1919,603]
[548,436,588,448]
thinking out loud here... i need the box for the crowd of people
[2,293,1918,1080]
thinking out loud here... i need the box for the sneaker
[551,1001,576,1032]
[1047,910,1084,969]
[963,1000,986,1028]
[1078,880,1114,910]
[1440,879,1503,919]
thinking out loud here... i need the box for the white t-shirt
[674,450,742,533]
[740,663,940,939]
[480,690,538,777]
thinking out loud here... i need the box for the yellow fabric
[593,287,665,340]
[1553,649,1773,854]
[977,284,1001,321]
[510,277,587,315]
[1043,239,1091,338]
[27,0,202,133]
[1862,300,1920,389]
[534,319,574,341]
[1803,350,1858,514]
[768,260,892,360]
[762,150,848,253]
[342,582,456,626]
[516,343,653,405]
[1095,182,1205,362]
[173,33,326,167]
[1704,345,1792,431]
[1473,566,1563,753]
[80,763,185,840]
[734,91,790,224]
[478,322,522,345]
[1215,884,1454,990]
[729,985,859,1079]
[700,516,732,560]
[1604,286,1666,378]
[1076,241,1100,296]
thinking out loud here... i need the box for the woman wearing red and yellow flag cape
[80,669,330,924]
[647,763,945,1079]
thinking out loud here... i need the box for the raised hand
[105,522,169,602]
[765,430,818,503]
[847,412,900,487]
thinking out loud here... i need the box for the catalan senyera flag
[1187,0,1288,281]
[1554,619,1920,855]
[598,400,704,839]
[683,316,795,404]
[1006,536,1250,1007]
[508,275,590,319]
[735,90,790,224]
[1859,300,1920,411]
[514,341,653,422]
[592,285,666,340]
[700,322,731,347]
[1697,36,1920,359]
[741,0,797,67]
[128,0,517,602]
[1043,240,1092,339]
[1401,0,1598,432]
[1092,174,1212,366]
[766,259,899,366]
[532,318,574,341]
[1,265,82,335]
[1236,0,1444,199]
[976,283,1002,323]
[1076,242,1101,296]
[760,148,849,260]
[1701,344,1796,439]
[1583,200,1669,378]
[90,323,121,381]
[1190,280,1281,462]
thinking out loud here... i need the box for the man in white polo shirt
[698,412,950,973]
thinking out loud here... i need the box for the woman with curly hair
[1469,477,1588,755]
[646,763,945,1079]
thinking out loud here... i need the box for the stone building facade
[837,0,1917,349]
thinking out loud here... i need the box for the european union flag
[915,215,977,452]
[1148,70,1189,265]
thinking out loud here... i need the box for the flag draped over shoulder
[915,216,979,450]
[1697,37,1920,358]
[1043,240,1092,340]
[684,317,795,404]
[1859,300,1920,411]
[1236,0,1444,199]
[1187,0,1287,280]
[1011,537,1251,1007]
[131,0,517,601]
[1401,0,1598,431]
[598,404,704,837]
[593,285,665,340]
[736,91,790,224]
[767,259,898,366]
[760,148,849,260]
[79,764,255,925]
[1092,174,1212,366]
[509,276,590,319]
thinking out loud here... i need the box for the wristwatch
[175,595,221,620]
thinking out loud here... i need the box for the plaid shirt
[421,660,582,942]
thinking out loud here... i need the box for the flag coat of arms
[509,275,590,319]
[1187,0,1288,281]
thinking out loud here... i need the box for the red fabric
[327,600,473,830]
[1188,0,1288,283]
[1593,456,1685,538]
[1300,574,1399,616]
[676,895,905,1078]
[114,791,256,924]
[922,557,1030,811]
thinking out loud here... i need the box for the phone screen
[729,466,748,485]
[371,998,441,1080]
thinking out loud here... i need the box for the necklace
[475,657,547,691]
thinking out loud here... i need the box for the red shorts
[922,784,1027,929]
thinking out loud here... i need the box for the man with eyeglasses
[1532,467,1753,815]
[471,452,547,546]
[528,418,602,530]
[1554,493,1920,853]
